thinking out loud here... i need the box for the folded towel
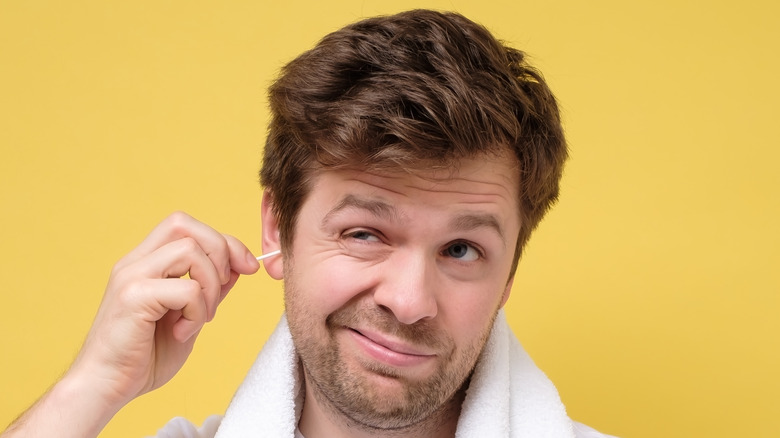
[211,310,580,437]
[215,313,302,437]
[456,310,575,437]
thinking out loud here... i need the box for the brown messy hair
[260,9,567,273]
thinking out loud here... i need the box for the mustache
[327,305,452,352]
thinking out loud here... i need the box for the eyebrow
[321,195,401,229]
[450,213,505,245]
[322,194,505,244]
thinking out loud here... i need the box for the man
[2,10,614,438]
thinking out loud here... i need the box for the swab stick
[256,249,281,261]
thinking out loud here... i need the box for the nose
[372,251,438,325]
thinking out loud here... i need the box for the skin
[261,153,522,438]
[2,154,522,438]
[1,212,260,438]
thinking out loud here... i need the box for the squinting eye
[346,230,381,242]
[445,242,480,261]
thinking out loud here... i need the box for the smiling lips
[347,327,436,368]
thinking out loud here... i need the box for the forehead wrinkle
[320,194,401,229]
[406,174,515,200]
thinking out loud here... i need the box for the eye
[444,241,480,262]
[344,229,381,242]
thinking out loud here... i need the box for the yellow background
[1,1,778,437]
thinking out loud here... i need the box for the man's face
[282,153,521,430]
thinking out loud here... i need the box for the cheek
[439,283,506,347]
[288,255,379,316]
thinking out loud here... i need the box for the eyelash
[443,240,484,261]
[341,229,484,261]
[343,228,383,243]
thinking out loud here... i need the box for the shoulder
[573,421,620,438]
[148,415,223,438]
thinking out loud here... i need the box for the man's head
[260,9,567,274]
[259,9,567,434]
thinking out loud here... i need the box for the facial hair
[284,270,499,432]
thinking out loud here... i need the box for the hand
[1,212,260,438]
[74,211,261,406]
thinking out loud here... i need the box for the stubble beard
[284,272,498,433]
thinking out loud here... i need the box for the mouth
[346,326,436,368]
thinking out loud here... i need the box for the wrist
[49,373,120,437]
[1,372,121,438]
[61,359,134,415]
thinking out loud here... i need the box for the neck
[298,372,467,438]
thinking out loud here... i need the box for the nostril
[377,304,394,316]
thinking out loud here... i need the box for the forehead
[307,154,520,220]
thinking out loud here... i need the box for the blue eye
[445,242,480,261]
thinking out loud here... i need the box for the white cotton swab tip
[256,249,282,261]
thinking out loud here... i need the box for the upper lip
[350,326,436,357]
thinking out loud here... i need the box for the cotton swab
[256,249,281,261]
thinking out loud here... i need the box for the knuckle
[108,262,135,287]
[184,279,203,297]
[177,236,200,254]
[166,211,193,234]
[116,278,148,306]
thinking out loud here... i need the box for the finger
[133,277,208,342]
[223,234,261,275]
[218,270,241,304]
[119,212,233,284]
[155,309,199,356]
[211,236,260,310]
[147,278,209,343]
[134,237,223,321]
[210,235,260,304]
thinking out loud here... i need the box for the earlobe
[261,191,284,280]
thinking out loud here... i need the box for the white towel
[210,310,580,437]
[215,314,302,437]
[455,310,575,437]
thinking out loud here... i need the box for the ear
[261,190,284,280]
[499,275,515,308]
